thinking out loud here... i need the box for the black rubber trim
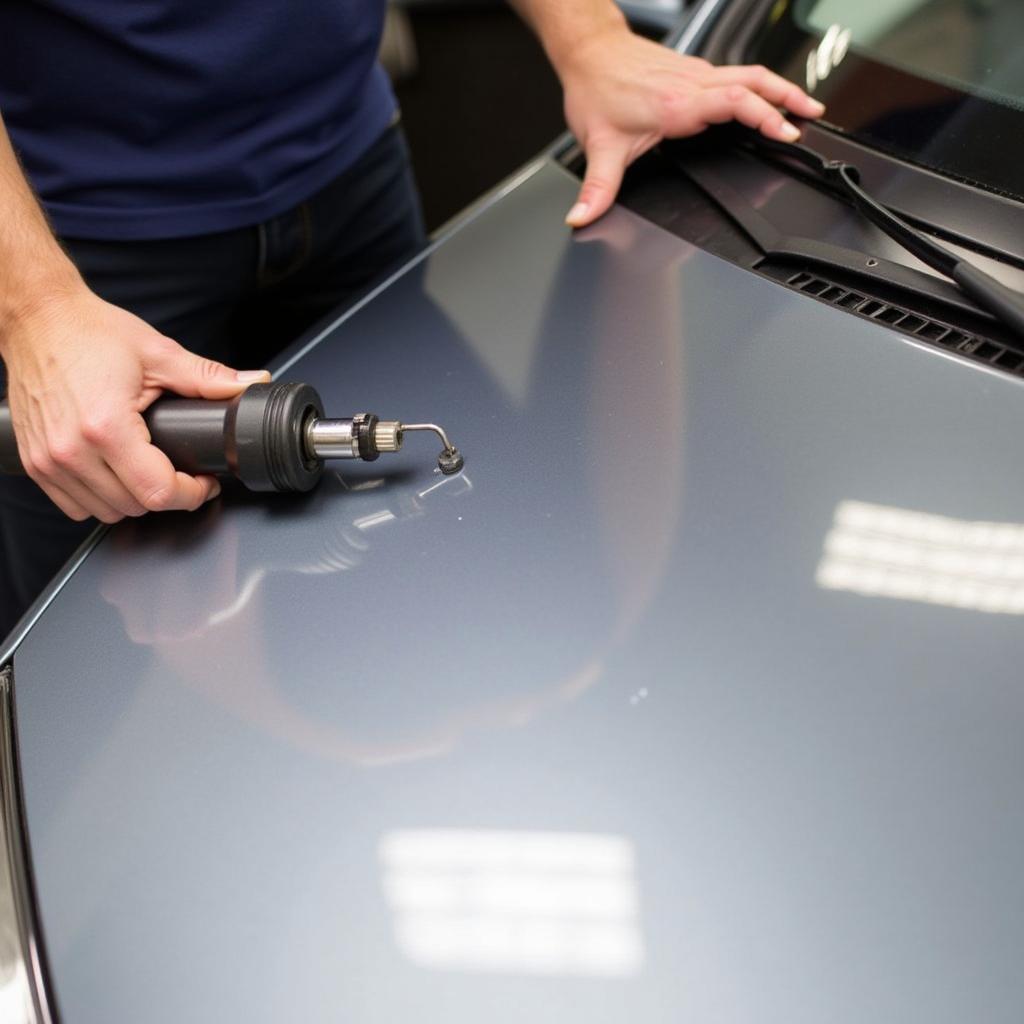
[0,664,60,1023]
[669,148,1000,326]
[355,413,381,462]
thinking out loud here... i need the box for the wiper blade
[724,130,1024,339]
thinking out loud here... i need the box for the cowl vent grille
[786,271,1024,378]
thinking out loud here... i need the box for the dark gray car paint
[10,160,1024,1022]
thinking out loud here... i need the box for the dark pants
[0,124,425,641]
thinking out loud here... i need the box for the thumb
[147,337,271,400]
[565,137,630,228]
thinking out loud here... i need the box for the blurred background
[381,0,689,231]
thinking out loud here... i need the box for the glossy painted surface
[11,161,1024,1023]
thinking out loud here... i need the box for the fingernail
[780,121,801,142]
[206,480,221,502]
[236,370,270,382]
[808,98,826,115]
[565,202,590,226]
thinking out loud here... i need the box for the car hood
[11,160,1024,1024]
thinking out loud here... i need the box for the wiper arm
[727,130,1024,338]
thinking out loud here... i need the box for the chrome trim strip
[670,0,729,53]
[0,527,106,666]
[0,666,57,1024]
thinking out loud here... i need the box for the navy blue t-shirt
[0,2,395,240]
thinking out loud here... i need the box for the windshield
[743,0,1024,200]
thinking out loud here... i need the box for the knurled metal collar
[373,421,403,453]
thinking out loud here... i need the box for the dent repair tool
[0,382,464,493]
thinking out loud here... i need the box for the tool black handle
[0,382,326,493]
[0,395,233,474]
[143,398,235,475]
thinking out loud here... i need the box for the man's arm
[508,0,825,226]
[0,114,268,522]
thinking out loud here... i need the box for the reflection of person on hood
[91,207,694,768]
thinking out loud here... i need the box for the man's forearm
[0,114,81,348]
[507,0,629,75]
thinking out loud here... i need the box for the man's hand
[0,113,267,524]
[508,1,823,227]
[560,28,824,227]
[2,284,269,523]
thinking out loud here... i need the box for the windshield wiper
[692,129,1024,339]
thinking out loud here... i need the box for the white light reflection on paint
[805,22,851,91]
[816,499,1024,614]
[353,509,398,531]
[379,829,644,976]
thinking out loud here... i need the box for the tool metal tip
[401,423,463,474]
[437,447,464,475]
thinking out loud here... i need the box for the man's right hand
[1,283,269,523]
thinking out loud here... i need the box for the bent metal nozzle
[400,423,465,475]
[305,415,464,475]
